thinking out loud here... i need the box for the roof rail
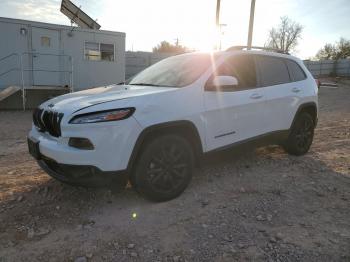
[226,45,289,55]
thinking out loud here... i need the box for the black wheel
[131,134,194,202]
[283,112,315,156]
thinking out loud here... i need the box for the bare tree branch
[265,16,303,53]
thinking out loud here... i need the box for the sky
[0,0,349,59]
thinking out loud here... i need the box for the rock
[6,241,15,247]
[173,255,181,262]
[230,247,237,254]
[269,237,277,243]
[127,243,135,249]
[208,234,214,239]
[237,243,246,249]
[267,214,273,222]
[256,215,265,221]
[56,205,60,210]
[17,195,24,202]
[86,253,93,258]
[130,252,138,257]
[74,256,87,262]
[276,232,284,240]
[201,199,209,207]
[27,228,35,239]
[223,235,233,242]
[239,187,246,193]
[35,228,50,236]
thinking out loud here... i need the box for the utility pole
[216,0,222,50]
[216,0,221,28]
[247,0,256,49]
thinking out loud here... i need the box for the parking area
[0,80,349,261]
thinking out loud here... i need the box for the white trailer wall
[0,17,125,91]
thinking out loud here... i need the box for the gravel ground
[0,80,349,262]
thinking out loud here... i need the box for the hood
[40,84,173,113]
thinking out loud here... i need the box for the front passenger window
[210,55,257,91]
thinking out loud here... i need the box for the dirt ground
[0,80,349,262]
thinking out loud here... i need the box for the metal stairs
[0,52,73,110]
[0,86,21,102]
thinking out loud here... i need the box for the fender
[290,102,318,130]
[126,120,203,171]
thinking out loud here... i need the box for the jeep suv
[28,47,318,201]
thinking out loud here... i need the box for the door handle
[292,87,301,93]
[250,93,263,99]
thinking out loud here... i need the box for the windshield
[128,53,218,87]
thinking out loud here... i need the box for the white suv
[28,47,318,201]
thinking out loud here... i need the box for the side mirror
[205,75,239,91]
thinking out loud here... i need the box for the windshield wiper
[129,83,177,87]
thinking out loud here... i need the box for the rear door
[256,55,305,132]
[203,54,268,151]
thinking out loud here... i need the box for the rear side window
[257,56,290,86]
[285,59,306,82]
[215,55,257,90]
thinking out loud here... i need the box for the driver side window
[213,55,257,91]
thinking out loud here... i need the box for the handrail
[0,52,74,110]
[0,53,20,64]
[0,53,20,76]
[0,68,21,78]
[22,52,72,58]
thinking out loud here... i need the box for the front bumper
[28,116,142,171]
[38,155,128,187]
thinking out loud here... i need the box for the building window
[85,42,115,61]
[41,36,51,47]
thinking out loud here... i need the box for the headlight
[69,108,135,124]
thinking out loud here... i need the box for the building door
[31,27,60,86]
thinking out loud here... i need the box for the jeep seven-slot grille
[33,108,64,137]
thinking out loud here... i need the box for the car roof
[176,50,302,63]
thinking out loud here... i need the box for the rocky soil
[0,80,349,261]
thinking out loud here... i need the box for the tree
[315,43,336,60]
[265,16,303,53]
[316,38,350,60]
[152,40,188,54]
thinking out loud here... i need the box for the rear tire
[131,134,194,202]
[283,112,315,156]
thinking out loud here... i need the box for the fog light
[68,138,94,150]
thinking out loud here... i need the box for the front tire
[132,134,194,202]
[283,112,315,156]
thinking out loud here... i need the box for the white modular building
[0,17,125,109]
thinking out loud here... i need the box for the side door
[257,56,306,132]
[203,54,267,151]
[31,27,60,86]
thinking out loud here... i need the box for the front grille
[33,108,64,137]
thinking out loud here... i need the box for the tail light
[315,79,321,89]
